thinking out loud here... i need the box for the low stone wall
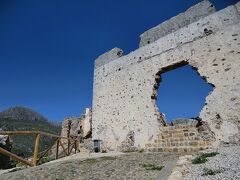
[146,125,212,154]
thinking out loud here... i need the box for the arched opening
[153,61,214,124]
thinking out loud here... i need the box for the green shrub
[142,164,164,171]
[200,152,219,158]
[192,156,208,164]
[192,152,219,164]
[202,168,222,176]
[99,156,117,161]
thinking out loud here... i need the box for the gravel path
[1,153,178,180]
[184,145,240,180]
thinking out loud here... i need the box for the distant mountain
[0,106,48,122]
[0,106,61,158]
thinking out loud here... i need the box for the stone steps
[148,146,210,153]
[155,136,201,143]
[148,140,211,148]
[146,125,212,154]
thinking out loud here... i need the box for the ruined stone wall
[92,1,240,151]
[61,108,92,139]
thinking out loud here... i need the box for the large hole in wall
[153,61,214,124]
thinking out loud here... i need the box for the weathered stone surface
[168,170,183,180]
[139,0,216,47]
[61,108,92,139]
[0,153,178,180]
[184,145,240,180]
[172,119,198,127]
[146,125,212,154]
[236,1,240,13]
[61,108,93,151]
[61,117,81,138]
[94,48,123,69]
[92,1,240,151]
[118,131,138,152]
[82,108,92,138]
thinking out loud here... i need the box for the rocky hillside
[0,106,61,157]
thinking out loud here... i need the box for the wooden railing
[0,131,80,167]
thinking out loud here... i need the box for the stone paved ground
[184,145,240,180]
[1,153,178,180]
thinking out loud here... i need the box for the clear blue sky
[157,65,213,122]
[0,0,238,121]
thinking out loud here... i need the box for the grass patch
[123,149,137,153]
[192,152,219,164]
[142,164,164,171]
[99,156,117,161]
[192,156,208,164]
[201,152,219,158]
[82,158,98,164]
[202,168,222,176]
[81,156,117,164]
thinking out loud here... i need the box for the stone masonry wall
[61,108,92,139]
[146,125,213,154]
[92,1,240,151]
[139,0,216,47]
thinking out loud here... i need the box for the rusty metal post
[56,139,59,159]
[33,133,41,166]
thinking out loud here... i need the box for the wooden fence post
[75,139,77,154]
[0,147,33,167]
[33,133,41,166]
[56,139,59,159]
[67,138,70,155]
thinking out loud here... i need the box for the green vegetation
[142,164,164,171]
[192,152,219,164]
[201,152,219,158]
[81,156,117,165]
[0,117,61,157]
[0,107,61,158]
[202,168,222,176]
[123,149,137,153]
[99,156,117,161]
[192,156,208,164]
[38,156,57,165]
[82,158,98,164]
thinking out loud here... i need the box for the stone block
[94,47,123,69]
[189,141,198,146]
[172,118,199,127]
[235,1,240,13]
[140,0,216,46]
